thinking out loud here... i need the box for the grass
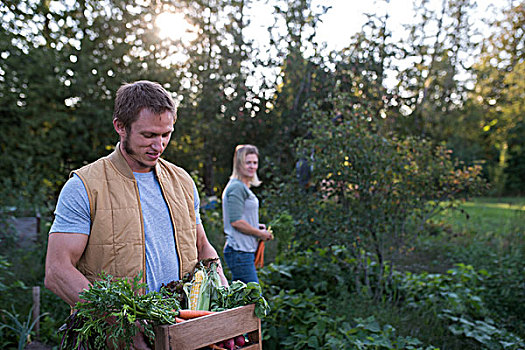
[408,197,525,271]
[355,197,525,347]
[392,197,524,274]
[419,197,525,337]
[439,197,525,235]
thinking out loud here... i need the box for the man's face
[114,108,174,173]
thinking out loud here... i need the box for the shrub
[259,248,437,349]
[260,246,524,349]
[262,93,487,299]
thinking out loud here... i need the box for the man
[45,81,228,337]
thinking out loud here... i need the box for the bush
[259,248,438,349]
[443,230,525,336]
[262,94,487,300]
[259,245,524,349]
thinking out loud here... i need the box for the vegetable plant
[183,258,223,310]
[0,306,48,350]
[59,272,180,349]
[211,281,271,319]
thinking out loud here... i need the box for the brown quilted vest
[72,145,197,285]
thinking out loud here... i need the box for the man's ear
[113,118,126,137]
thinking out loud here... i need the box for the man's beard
[122,136,154,170]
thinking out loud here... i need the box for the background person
[222,144,274,284]
[44,80,227,349]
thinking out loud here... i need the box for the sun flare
[155,12,197,43]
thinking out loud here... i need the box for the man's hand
[196,223,229,287]
[131,330,151,350]
[216,263,229,287]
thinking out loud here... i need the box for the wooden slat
[154,325,170,350]
[154,304,261,350]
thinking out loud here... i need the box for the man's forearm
[195,223,229,286]
[45,265,91,307]
[197,243,229,287]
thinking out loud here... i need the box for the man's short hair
[113,80,177,131]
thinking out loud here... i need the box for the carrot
[208,345,226,350]
[177,309,216,319]
[255,241,265,269]
[175,317,186,323]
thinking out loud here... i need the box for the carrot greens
[59,272,181,349]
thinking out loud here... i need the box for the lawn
[440,196,525,235]
[394,196,524,275]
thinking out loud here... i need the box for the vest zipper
[133,179,147,287]
[156,174,183,279]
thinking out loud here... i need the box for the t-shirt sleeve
[192,181,202,226]
[225,182,247,223]
[49,174,91,235]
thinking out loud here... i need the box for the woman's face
[239,153,258,180]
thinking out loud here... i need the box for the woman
[222,144,274,283]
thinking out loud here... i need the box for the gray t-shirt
[222,178,259,252]
[49,173,201,292]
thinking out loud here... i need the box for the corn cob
[189,269,205,310]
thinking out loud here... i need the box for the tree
[265,93,487,299]
[332,3,400,135]
[394,0,479,141]
[470,2,525,194]
[0,0,182,210]
[258,0,333,174]
[167,0,257,195]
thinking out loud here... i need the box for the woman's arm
[231,220,274,241]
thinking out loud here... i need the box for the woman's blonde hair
[230,144,262,187]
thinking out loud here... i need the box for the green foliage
[339,316,438,350]
[212,281,270,319]
[254,0,335,176]
[0,255,13,292]
[61,272,180,349]
[504,121,525,194]
[469,3,525,195]
[479,250,525,336]
[37,291,70,346]
[263,288,340,349]
[259,248,438,349]
[398,264,524,349]
[263,93,487,299]
[267,211,295,255]
[443,313,524,350]
[259,245,524,349]
[394,0,479,140]
[436,202,525,336]
[0,306,48,350]
[400,264,488,318]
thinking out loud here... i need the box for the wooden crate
[154,304,261,350]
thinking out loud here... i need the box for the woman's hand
[259,224,274,240]
[260,228,274,241]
